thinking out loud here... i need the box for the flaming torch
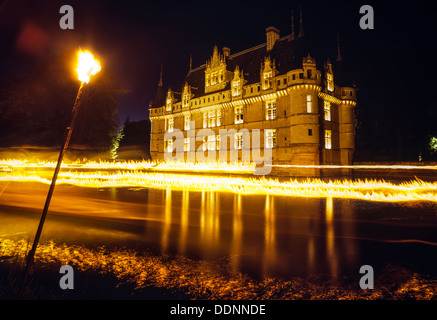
[24,50,101,275]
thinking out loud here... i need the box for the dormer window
[232,79,241,96]
[327,73,334,92]
[182,95,189,108]
[205,46,227,93]
[182,83,191,109]
[166,89,173,111]
[262,57,274,90]
[232,66,243,97]
[263,71,272,89]
[324,60,334,92]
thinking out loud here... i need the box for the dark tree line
[116,118,151,160]
[0,49,119,152]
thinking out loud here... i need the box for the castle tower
[287,54,321,172]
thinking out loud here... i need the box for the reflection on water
[231,193,242,274]
[263,195,276,277]
[162,188,172,252]
[146,187,363,279]
[325,197,336,276]
[1,182,437,281]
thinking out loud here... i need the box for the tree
[0,49,119,154]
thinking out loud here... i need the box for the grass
[1,237,436,300]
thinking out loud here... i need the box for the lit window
[206,69,225,89]
[203,112,207,128]
[235,106,243,124]
[208,110,216,127]
[207,135,216,151]
[166,98,172,111]
[325,130,332,149]
[232,79,241,96]
[184,115,191,130]
[165,139,173,153]
[182,96,189,108]
[216,134,221,151]
[184,138,190,152]
[263,71,272,90]
[167,118,174,133]
[324,101,331,121]
[216,109,221,126]
[265,129,277,148]
[202,110,221,128]
[182,85,190,108]
[307,95,312,113]
[266,100,277,120]
[327,73,333,92]
[234,132,243,149]
[202,136,207,151]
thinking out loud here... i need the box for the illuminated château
[148,10,357,173]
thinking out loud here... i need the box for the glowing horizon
[1,158,437,203]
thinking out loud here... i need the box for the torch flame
[76,50,101,83]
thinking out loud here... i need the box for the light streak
[272,164,437,170]
[0,159,254,174]
[1,164,437,202]
[1,159,436,171]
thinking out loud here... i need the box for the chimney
[266,26,280,51]
[223,47,231,57]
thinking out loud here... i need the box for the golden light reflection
[179,189,189,254]
[1,166,437,203]
[230,193,243,274]
[200,191,220,248]
[307,237,315,274]
[325,197,338,276]
[263,194,276,277]
[162,188,172,252]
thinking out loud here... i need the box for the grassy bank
[1,238,436,300]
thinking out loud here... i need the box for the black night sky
[0,0,436,160]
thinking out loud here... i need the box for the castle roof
[149,27,354,108]
[176,35,307,101]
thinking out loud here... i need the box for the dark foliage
[0,49,119,150]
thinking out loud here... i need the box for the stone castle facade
[148,13,357,173]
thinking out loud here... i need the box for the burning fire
[1,159,437,202]
[76,50,101,83]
